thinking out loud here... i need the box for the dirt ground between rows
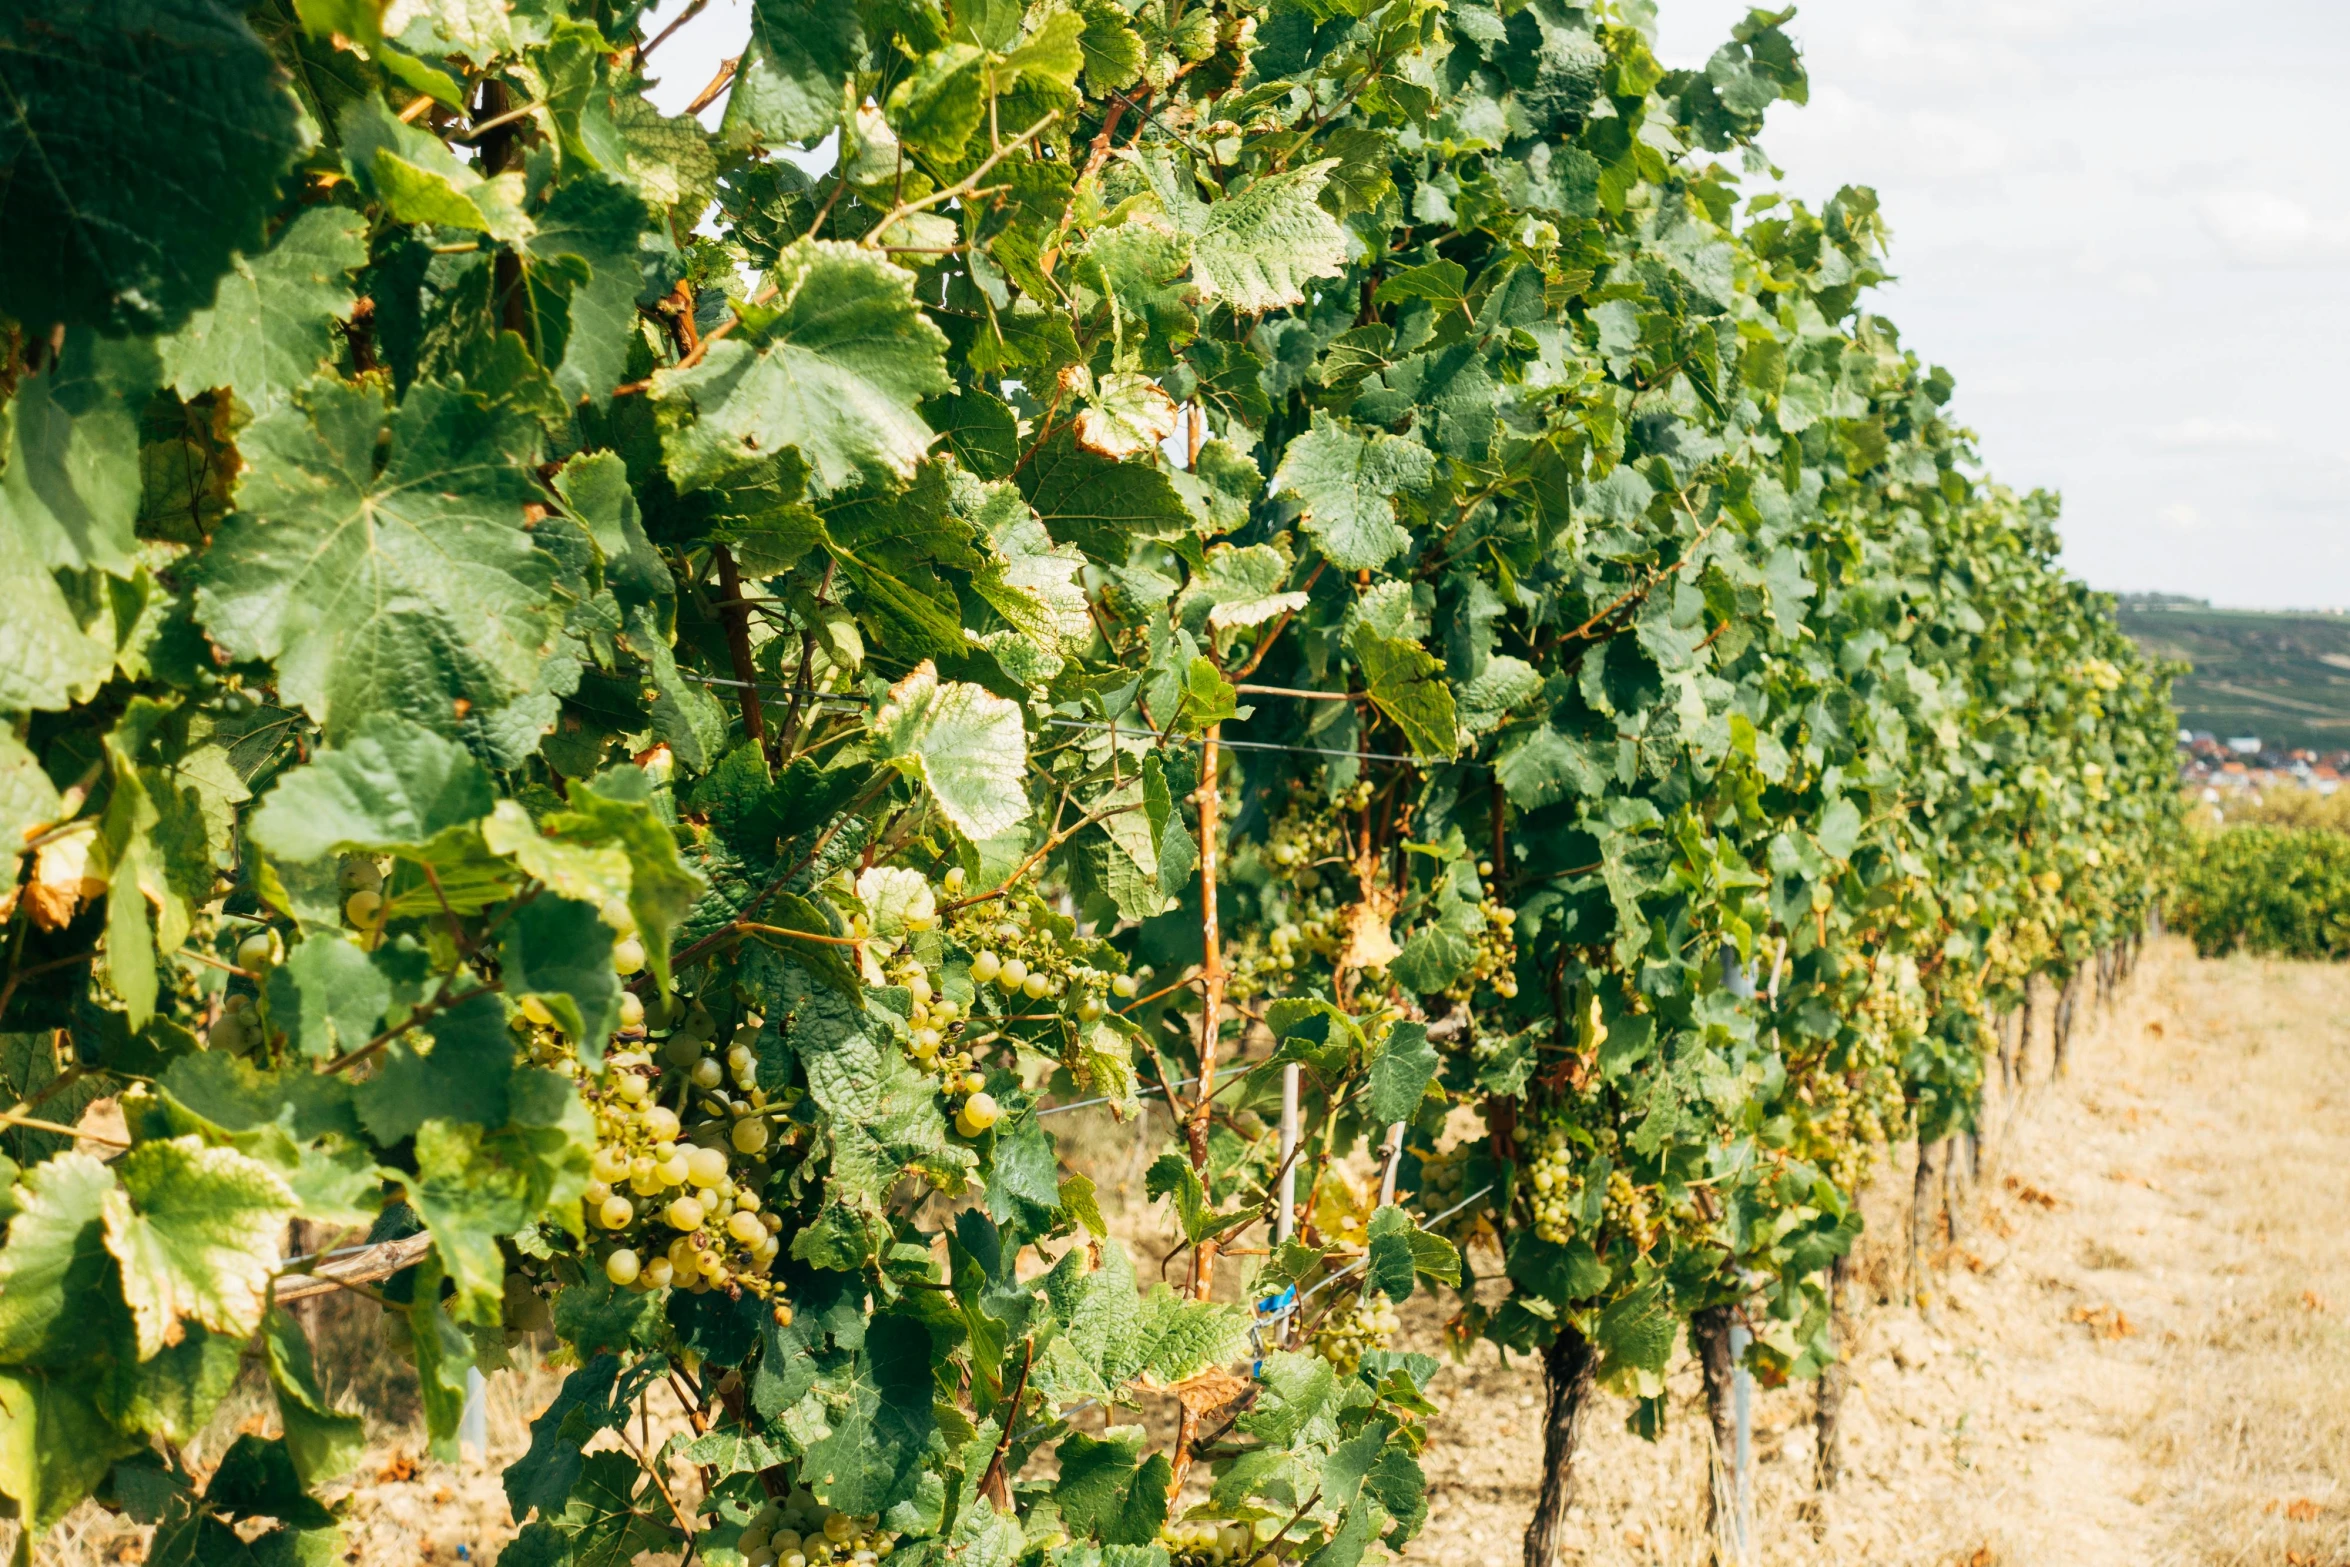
[20,939,2350,1567]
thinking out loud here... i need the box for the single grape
[664,1195,706,1231]
[959,1091,1000,1131]
[520,994,557,1028]
[692,1057,724,1088]
[605,1248,641,1286]
[969,951,1002,984]
[642,1256,675,1289]
[1020,970,1051,1000]
[997,957,1029,992]
[686,1147,729,1188]
[345,890,382,928]
[942,867,966,894]
[617,992,646,1030]
[614,1072,648,1103]
[643,1105,681,1142]
[236,930,280,971]
[728,1210,766,1245]
[599,1195,634,1230]
[1111,974,1138,999]
[732,1117,771,1154]
[612,936,647,976]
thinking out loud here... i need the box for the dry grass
[15,940,2350,1566]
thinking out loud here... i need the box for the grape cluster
[1309,1291,1399,1375]
[339,854,389,937]
[1445,878,1520,1003]
[1525,1123,1585,1246]
[735,1492,896,1567]
[942,882,1136,1126]
[583,1048,785,1298]
[1158,1518,1278,1567]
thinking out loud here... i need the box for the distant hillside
[2117,599,2350,750]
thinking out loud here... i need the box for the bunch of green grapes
[338,853,390,938]
[1599,1167,1660,1254]
[203,990,265,1056]
[1309,1291,1399,1375]
[1526,1122,1586,1245]
[1260,795,1351,893]
[1158,1517,1279,1567]
[1445,872,1520,1003]
[945,882,1135,1131]
[581,1049,785,1300]
[736,1492,896,1567]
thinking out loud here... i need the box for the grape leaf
[651,241,950,497]
[249,713,496,861]
[722,0,862,148]
[872,662,1031,842]
[195,378,561,741]
[1352,626,1459,761]
[101,1137,297,1358]
[0,0,305,333]
[1178,160,1347,314]
[158,207,369,415]
[0,1152,117,1366]
[1271,412,1432,573]
[0,331,155,577]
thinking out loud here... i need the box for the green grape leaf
[799,1313,940,1516]
[158,207,368,415]
[524,174,654,409]
[1050,1428,1169,1546]
[1592,1280,1677,1389]
[249,714,496,861]
[0,0,305,334]
[872,662,1030,842]
[351,990,515,1144]
[651,241,949,497]
[0,1367,138,1532]
[0,1152,117,1366]
[266,935,392,1061]
[1364,1022,1437,1125]
[409,1119,535,1325]
[1270,412,1432,573]
[195,378,560,742]
[101,1137,297,1359]
[339,98,531,241]
[722,0,862,148]
[204,1434,334,1528]
[500,895,622,1050]
[1013,426,1191,563]
[0,528,113,712]
[1144,1153,1212,1244]
[1352,626,1459,761]
[263,1310,365,1486]
[0,331,154,577]
[0,730,62,851]
[1175,160,1347,315]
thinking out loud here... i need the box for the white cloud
[2197,191,2350,265]
[2146,418,2284,449]
[2159,503,2202,532]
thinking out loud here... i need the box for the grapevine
[0,3,2178,1567]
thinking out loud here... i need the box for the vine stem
[1169,720,1224,1499]
[714,546,774,768]
[978,1339,1033,1508]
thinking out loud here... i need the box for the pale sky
[1652,0,2350,610]
[638,0,2350,610]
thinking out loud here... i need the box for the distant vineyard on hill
[2119,598,2350,749]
